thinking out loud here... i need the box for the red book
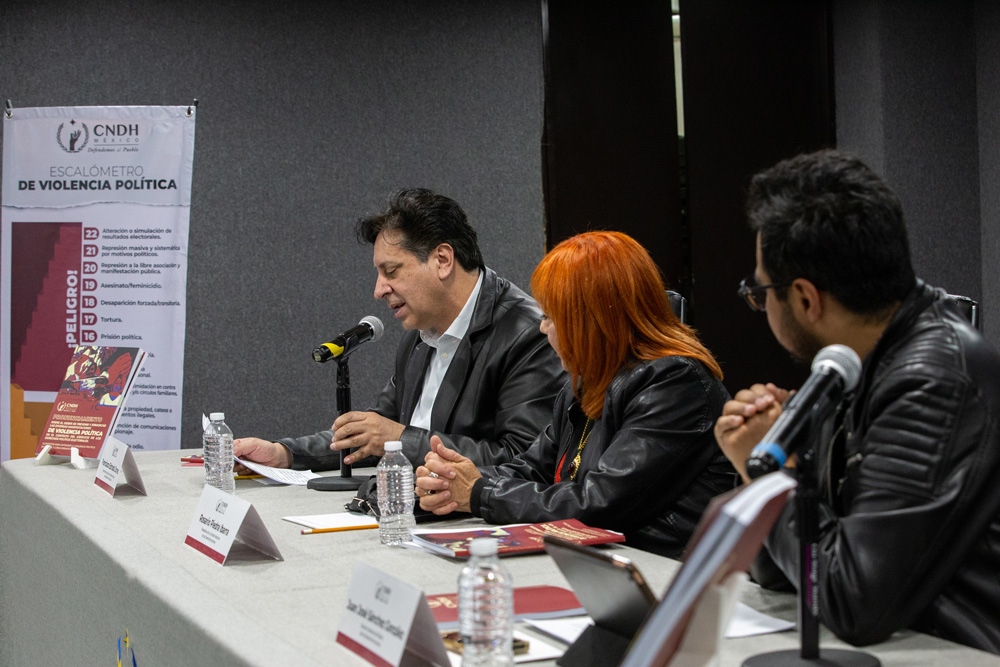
[407,519,625,558]
[35,345,145,458]
[428,585,585,628]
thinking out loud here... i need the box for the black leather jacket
[472,355,737,558]
[280,268,566,469]
[765,281,1000,654]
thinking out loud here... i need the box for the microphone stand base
[743,648,881,667]
[307,475,371,492]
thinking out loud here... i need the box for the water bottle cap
[384,440,402,452]
[469,537,499,557]
[210,412,225,421]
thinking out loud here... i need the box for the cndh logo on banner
[57,120,90,153]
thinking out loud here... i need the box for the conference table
[1,449,998,666]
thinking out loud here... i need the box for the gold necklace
[569,417,593,481]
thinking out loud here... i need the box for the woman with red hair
[415,231,734,557]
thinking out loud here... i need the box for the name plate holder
[337,561,450,667]
[94,437,147,496]
[184,484,283,565]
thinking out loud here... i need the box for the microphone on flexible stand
[742,344,878,667]
[307,315,384,492]
[312,315,384,363]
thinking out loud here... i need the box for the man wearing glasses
[714,149,1000,654]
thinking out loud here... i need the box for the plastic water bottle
[203,412,234,495]
[376,440,415,545]
[458,538,514,666]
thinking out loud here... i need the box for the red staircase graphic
[12,224,82,391]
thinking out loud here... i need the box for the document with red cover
[428,585,585,628]
[406,519,625,558]
[35,345,145,458]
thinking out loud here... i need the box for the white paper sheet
[235,457,321,486]
[283,512,378,530]
[524,616,594,644]
[524,602,794,645]
[725,602,795,637]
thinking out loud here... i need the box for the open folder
[620,471,797,666]
[542,471,796,666]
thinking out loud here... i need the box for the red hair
[531,231,723,419]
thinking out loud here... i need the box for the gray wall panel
[833,1,885,175]
[0,0,546,448]
[879,2,980,304]
[835,0,986,331]
[976,0,1000,339]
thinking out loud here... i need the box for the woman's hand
[414,436,481,515]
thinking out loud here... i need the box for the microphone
[745,344,862,480]
[312,316,384,363]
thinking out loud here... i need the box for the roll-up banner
[1,105,196,462]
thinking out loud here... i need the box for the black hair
[355,188,485,272]
[747,149,915,316]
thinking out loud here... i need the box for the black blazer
[474,355,736,558]
[281,268,566,469]
[765,281,1000,654]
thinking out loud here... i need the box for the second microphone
[312,315,385,363]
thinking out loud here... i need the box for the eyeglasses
[738,274,793,312]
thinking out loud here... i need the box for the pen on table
[234,474,264,480]
[301,525,379,535]
[181,456,203,463]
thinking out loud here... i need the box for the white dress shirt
[409,271,484,430]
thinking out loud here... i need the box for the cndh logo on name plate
[375,581,392,604]
[56,120,90,153]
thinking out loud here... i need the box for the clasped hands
[414,436,481,515]
[713,382,791,483]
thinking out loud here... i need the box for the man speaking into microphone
[713,150,1000,654]
[235,188,564,470]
